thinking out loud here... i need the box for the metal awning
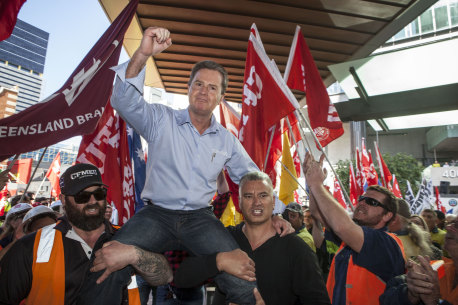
[99,0,436,103]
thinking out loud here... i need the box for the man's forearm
[133,247,173,286]
[125,51,149,79]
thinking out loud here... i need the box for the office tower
[0,19,49,113]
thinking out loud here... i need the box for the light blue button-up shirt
[111,61,283,212]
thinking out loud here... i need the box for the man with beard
[303,152,405,305]
[0,163,172,305]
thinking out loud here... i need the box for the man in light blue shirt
[78,27,288,305]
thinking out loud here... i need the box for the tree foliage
[334,152,424,197]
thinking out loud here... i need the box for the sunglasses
[73,188,107,204]
[358,196,389,211]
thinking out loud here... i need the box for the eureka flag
[284,26,343,147]
[0,0,138,161]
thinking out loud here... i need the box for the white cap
[22,205,56,233]
[5,203,33,222]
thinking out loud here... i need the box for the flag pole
[374,141,386,188]
[263,124,276,172]
[35,176,48,197]
[19,146,48,202]
[295,109,352,208]
[277,159,307,193]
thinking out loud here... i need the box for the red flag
[0,0,26,41]
[8,158,32,184]
[76,103,135,225]
[391,175,403,198]
[374,141,392,188]
[239,29,299,170]
[292,148,301,177]
[219,100,240,138]
[349,163,358,207]
[0,0,138,161]
[367,150,379,186]
[284,26,343,147]
[45,152,61,197]
[435,186,446,213]
[332,177,347,209]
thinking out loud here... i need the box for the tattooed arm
[132,246,173,285]
[91,240,173,285]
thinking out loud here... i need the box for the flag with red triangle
[284,25,343,147]
[374,141,392,188]
[391,175,403,198]
[76,102,135,225]
[46,152,61,197]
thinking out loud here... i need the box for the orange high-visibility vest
[25,224,140,305]
[326,232,405,305]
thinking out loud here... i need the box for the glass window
[394,28,407,41]
[411,18,420,36]
[451,2,458,26]
[420,9,434,33]
[435,5,449,29]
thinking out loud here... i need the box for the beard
[65,199,107,231]
[352,206,384,227]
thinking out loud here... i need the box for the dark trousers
[77,205,256,305]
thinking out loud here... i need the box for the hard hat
[5,203,33,222]
[22,205,56,233]
[50,200,62,208]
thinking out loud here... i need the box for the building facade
[0,19,49,113]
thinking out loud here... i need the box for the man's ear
[383,211,394,224]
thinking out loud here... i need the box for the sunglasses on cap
[358,196,389,211]
[73,188,107,204]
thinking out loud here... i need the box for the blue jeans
[156,284,204,305]
[77,205,256,305]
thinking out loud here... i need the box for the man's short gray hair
[238,171,273,197]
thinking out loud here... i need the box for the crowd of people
[0,26,457,305]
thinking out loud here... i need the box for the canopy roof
[99,0,436,103]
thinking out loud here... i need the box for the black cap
[284,202,303,215]
[59,163,106,195]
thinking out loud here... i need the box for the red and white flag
[332,177,347,209]
[391,175,403,198]
[7,158,32,184]
[219,100,240,138]
[238,27,299,170]
[76,103,135,225]
[284,26,343,147]
[435,186,446,213]
[360,139,373,187]
[0,0,26,41]
[367,150,379,187]
[349,163,359,207]
[46,152,61,197]
[0,0,138,161]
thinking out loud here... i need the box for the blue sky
[17,0,128,99]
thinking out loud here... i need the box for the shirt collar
[175,108,220,134]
